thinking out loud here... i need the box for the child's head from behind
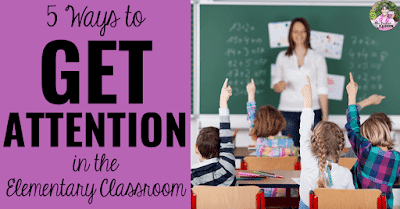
[370,112,392,131]
[250,105,286,138]
[195,127,220,162]
[361,116,394,150]
[310,121,345,188]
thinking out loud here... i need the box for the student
[299,76,354,209]
[246,78,296,157]
[246,78,296,198]
[191,78,236,188]
[356,94,400,152]
[345,73,400,209]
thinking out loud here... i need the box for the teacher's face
[292,22,307,47]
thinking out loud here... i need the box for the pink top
[375,14,395,31]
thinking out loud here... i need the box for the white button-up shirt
[272,49,328,111]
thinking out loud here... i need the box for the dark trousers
[281,109,322,147]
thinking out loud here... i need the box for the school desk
[234,147,253,160]
[233,147,353,169]
[236,170,300,188]
[236,170,400,188]
[234,147,352,159]
[236,170,400,207]
[236,170,300,207]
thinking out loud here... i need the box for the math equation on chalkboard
[225,23,267,96]
[346,36,388,102]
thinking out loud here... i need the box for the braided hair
[310,121,345,188]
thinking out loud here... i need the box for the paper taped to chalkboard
[327,74,345,101]
[268,21,291,48]
[310,30,344,60]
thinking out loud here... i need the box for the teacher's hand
[273,81,287,93]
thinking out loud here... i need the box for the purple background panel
[0,0,190,208]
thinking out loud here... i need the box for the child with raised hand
[345,73,400,209]
[246,78,295,157]
[191,78,236,188]
[299,76,354,209]
[246,78,296,198]
[354,94,400,152]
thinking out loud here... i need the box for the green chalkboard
[199,5,400,115]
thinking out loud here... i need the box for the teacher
[272,17,328,149]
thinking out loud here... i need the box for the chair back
[192,186,262,209]
[311,188,384,209]
[338,158,357,170]
[244,156,298,170]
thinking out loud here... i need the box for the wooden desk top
[233,147,253,159]
[236,170,300,188]
[234,147,356,159]
[236,170,400,188]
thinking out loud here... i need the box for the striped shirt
[247,101,295,157]
[345,105,400,209]
[191,108,236,188]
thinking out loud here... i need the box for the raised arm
[299,76,316,169]
[219,78,236,178]
[246,78,256,128]
[345,73,370,154]
[356,94,386,111]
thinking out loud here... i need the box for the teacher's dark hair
[285,17,311,56]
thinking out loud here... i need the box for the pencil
[253,170,275,175]
[237,178,262,180]
[253,171,283,178]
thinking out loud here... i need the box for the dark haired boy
[191,78,236,188]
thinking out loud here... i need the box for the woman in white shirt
[272,17,329,149]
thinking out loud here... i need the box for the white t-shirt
[299,108,355,207]
[272,49,328,112]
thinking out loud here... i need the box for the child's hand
[220,78,232,108]
[246,78,256,102]
[346,73,358,105]
[301,76,312,108]
[367,94,386,105]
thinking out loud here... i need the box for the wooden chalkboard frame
[192,1,400,128]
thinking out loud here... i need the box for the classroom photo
[190,1,400,209]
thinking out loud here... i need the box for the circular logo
[369,1,399,31]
